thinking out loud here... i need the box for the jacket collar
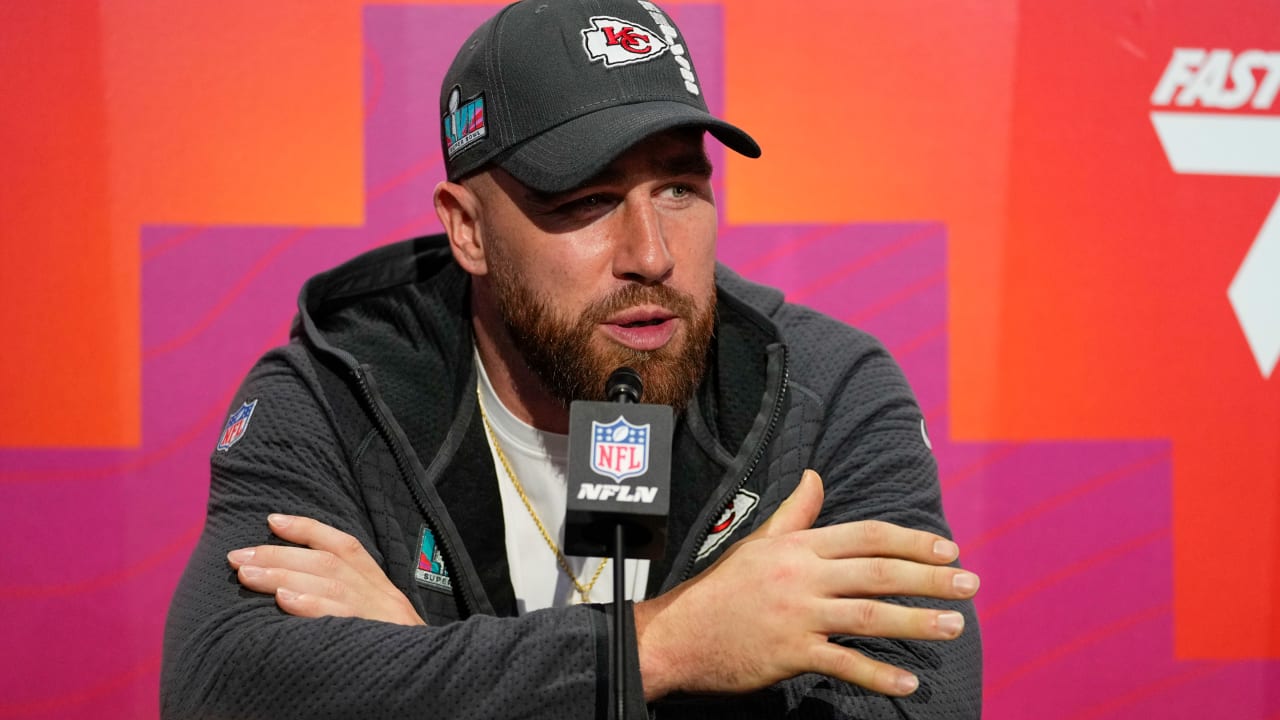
[294,232,787,461]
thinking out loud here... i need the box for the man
[161,0,982,717]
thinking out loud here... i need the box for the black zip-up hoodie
[161,234,981,719]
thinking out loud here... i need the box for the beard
[487,259,715,413]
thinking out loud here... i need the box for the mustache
[585,283,698,323]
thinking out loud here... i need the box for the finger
[235,564,358,606]
[821,598,967,641]
[238,564,426,626]
[807,520,960,564]
[228,545,368,588]
[826,557,980,600]
[807,641,921,697]
[274,587,426,627]
[752,469,824,539]
[274,587,360,620]
[265,515,391,588]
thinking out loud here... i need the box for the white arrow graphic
[1228,196,1280,379]
[1151,111,1280,379]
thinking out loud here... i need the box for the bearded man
[161,1,982,718]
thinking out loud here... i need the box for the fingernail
[268,513,293,529]
[239,565,264,579]
[277,588,299,602]
[792,470,816,495]
[933,540,959,560]
[227,549,255,565]
[936,611,965,637]
[953,572,980,594]
[896,674,919,694]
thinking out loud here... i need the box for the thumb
[756,469,824,538]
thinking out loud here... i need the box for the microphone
[606,366,642,404]
[563,367,672,559]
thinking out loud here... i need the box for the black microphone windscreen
[606,367,643,404]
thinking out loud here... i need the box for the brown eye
[562,194,606,214]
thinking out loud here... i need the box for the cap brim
[494,100,761,195]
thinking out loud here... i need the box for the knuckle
[850,599,880,633]
[819,645,857,678]
[812,641,906,696]
[323,578,347,599]
[858,521,887,546]
[339,534,364,558]
[821,646,880,690]
[865,557,893,587]
[318,550,342,573]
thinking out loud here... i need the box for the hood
[290,231,788,465]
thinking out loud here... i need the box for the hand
[634,470,979,700]
[227,514,425,627]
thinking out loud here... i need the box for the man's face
[472,129,718,410]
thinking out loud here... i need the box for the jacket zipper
[654,351,788,720]
[352,365,474,617]
[679,348,790,583]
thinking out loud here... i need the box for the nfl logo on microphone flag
[590,417,650,482]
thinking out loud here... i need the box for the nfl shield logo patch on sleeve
[216,399,258,451]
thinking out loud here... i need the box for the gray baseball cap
[439,0,761,194]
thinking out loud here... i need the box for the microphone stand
[614,523,627,720]
[605,369,641,720]
[567,366,663,720]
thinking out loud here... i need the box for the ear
[433,179,487,275]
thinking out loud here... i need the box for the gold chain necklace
[476,386,609,603]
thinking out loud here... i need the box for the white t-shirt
[475,351,650,614]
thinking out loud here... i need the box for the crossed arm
[227,469,979,703]
[167,346,981,718]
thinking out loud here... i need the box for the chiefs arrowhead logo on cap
[582,16,669,68]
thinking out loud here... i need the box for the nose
[612,195,675,284]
